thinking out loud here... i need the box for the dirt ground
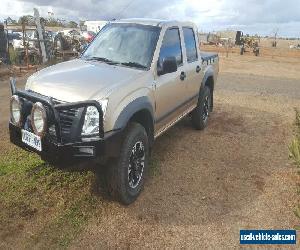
[0,46,300,248]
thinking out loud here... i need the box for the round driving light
[31,102,47,137]
[10,95,22,126]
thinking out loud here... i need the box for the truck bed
[200,52,218,63]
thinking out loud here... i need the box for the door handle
[196,65,201,73]
[180,71,186,81]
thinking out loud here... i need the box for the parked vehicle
[81,31,96,43]
[7,32,22,46]
[54,30,86,53]
[46,31,57,43]
[9,19,219,204]
[12,30,37,50]
[239,33,260,56]
[61,29,82,40]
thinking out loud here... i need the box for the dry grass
[1,44,300,248]
[201,44,300,81]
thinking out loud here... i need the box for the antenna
[114,0,136,19]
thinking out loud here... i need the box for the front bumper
[9,78,124,164]
[9,122,124,164]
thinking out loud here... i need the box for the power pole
[34,8,47,63]
[4,19,10,64]
[272,28,279,48]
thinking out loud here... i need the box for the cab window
[183,27,198,62]
[159,28,183,66]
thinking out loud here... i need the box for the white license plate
[21,129,42,152]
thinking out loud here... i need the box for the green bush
[290,138,300,166]
[290,109,300,167]
[9,45,18,65]
[296,109,300,135]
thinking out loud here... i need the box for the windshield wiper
[85,57,119,65]
[120,62,147,69]
[85,58,147,69]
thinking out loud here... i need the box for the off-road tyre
[106,122,149,205]
[191,86,211,130]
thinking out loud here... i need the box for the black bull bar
[10,77,104,143]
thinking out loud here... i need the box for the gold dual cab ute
[9,19,219,204]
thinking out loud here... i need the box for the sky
[0,0,300,37]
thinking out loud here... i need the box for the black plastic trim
[9,123,124,164]
[113,96,154,130]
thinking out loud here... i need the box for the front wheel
[191,86,211,130]
[106,122,149,205]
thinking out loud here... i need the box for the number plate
[21,129,42,152]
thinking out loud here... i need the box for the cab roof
[113,18,196,28]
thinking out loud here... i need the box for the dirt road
[0,51,300,248]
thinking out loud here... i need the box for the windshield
[82,23,161,70]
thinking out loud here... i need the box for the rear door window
[183,27,198,62]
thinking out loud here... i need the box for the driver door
[154,27,188,133]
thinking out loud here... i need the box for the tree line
[5,16,84,28]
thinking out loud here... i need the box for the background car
[12,30,36,50]
[7,32,22,46]
[81,31,96,43]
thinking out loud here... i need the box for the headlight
[81,99,108,136]
[10,95,22,126]
[31,102,47,137]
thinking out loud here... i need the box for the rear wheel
[106,122,149,205]
[191,86,211,130]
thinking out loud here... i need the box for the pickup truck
[9,19,219,204]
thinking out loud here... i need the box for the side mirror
[157,56,177,76]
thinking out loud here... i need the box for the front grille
[59,108,78,129]
[59,108,80,141]
[53,99,82,143]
